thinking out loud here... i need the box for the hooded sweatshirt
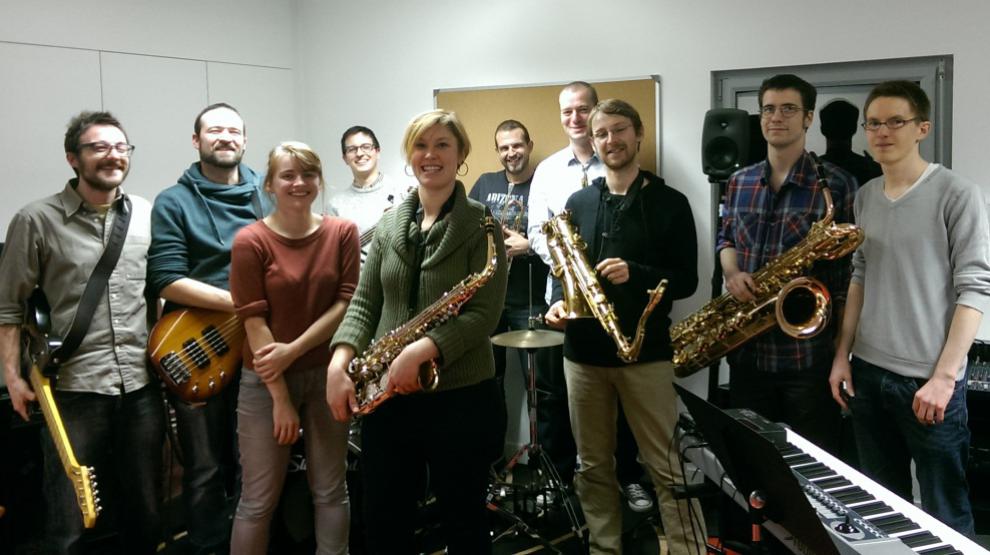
[148,162,271,309]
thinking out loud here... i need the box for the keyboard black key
[812,476,851,489]
[853,501,893,516]
[917,546,962,555]
[899,531,942,548]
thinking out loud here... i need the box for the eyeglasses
[80,142,136,156]
[861,117,922,131]
[759,104,804,118]
[344,143,376,156]
[591,124,632,141]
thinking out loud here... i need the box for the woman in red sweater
[229,141,360,554]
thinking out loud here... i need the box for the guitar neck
[28,366,99,528]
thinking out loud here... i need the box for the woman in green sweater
[327,110,507,554]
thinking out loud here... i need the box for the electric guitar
[148,308,245,403]
[21,289,100,529]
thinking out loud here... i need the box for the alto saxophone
[347,216,499,415]
[670,153,864,377]
[543,209,667,363]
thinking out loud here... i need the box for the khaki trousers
[564,358,707,554]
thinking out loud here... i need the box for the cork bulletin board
[436,77,660,192]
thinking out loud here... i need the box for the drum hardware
[486,327,582,552]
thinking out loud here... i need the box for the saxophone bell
[773,276,831,339]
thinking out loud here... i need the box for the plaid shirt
[716,151,857,372]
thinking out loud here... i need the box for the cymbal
[491,329,564,349]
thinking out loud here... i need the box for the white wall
[0,0,299,235]
[295,0,990,345]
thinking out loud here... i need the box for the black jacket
[552,170,697,366]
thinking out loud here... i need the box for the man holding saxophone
[545,99,705,554]
[469,120,569,472]
[717,74,857,454]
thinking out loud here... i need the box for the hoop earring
[457,162,469,177]
[404,165,413,177]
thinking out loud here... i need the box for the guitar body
[148,308,244,403]
[21,289,100,528]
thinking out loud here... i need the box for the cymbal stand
[487,345,583,550]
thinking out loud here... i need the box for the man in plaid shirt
[716,74,857,454]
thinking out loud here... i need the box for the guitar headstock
[74,465,100,529]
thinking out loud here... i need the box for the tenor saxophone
[670,153,864,378]
[347,216,499,415]
[542,210,667,363]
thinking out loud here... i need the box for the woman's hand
[386,337,438,395]
[326,346,358,422]
[253,342,300,383]
[272,396,300,445]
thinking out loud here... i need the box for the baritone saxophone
[347,216,500,416]
[670,153,864,377]
[542,209,667,363]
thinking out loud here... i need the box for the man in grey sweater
[829,80,990,536]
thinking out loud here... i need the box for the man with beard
[468,120,564,471]
[717,74,857,454]
[545,99,705,554]
[0,111,164,553]
[529,81,652,513]
[149,102,271,554]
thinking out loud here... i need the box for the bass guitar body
[148,308,244,403]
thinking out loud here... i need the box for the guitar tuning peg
[97,505,103,514]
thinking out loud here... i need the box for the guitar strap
[49,194,133,369]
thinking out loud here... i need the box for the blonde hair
[263,141,325,192]
[401,110,471,166]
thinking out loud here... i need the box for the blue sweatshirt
[148,162,271,308]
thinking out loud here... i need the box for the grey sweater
[331,182,508,392]
[851,165,990,379]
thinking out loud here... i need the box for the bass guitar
[147,308,244,403]
[21,289,100,528]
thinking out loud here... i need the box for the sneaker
[622,483,654,513]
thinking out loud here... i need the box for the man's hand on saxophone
[502,227,529,259]
[544,301,568,330]
[326,345,359,422]
[385,337,440,395]
[720,247,757,302]
[596,257,629,285]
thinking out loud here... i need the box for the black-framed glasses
[759,104,804,118]
[861,117,922,131]
[80,142,136,156]
[344,143,376,156]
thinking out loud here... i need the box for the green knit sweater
[331,182,508,392]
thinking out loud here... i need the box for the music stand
[487,329,583,551]
[674,384,840,555]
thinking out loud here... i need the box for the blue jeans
[849,357,974,537]
[41,384,164,554]
[170,380,240,553]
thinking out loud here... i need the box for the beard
[79,158,129,191]
[200,144,244,169]
[602,146,637,171]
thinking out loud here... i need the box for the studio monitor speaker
[702,109,750,180]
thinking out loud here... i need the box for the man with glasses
[0,111,164,553]
[545,98,705,554]
[528,82,653,513]
[829,81,990,535]
[717,74,857,454]
[149,102,270,554]
[330,126,409,262]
